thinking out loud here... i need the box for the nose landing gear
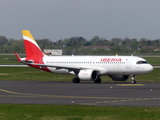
[131,75,136,84]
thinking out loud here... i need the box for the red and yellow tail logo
[22,30,44,58]
[14,30,51,72]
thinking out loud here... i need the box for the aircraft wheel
[131,80,136,84]
[72,78,80,83]
[94,78,101,83]
[131,75,136,84]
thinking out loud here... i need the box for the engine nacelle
[78,70,98,81]
[109,75,129,81]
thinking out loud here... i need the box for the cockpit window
[136,61,148,64]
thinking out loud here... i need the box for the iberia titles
[100,58,122,62]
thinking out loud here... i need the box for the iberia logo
[100,58,122,62]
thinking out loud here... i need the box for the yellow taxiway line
[0,88,130,100]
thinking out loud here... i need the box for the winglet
[14,52,22,62]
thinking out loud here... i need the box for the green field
[0,55,160,83]
[0,104,160,120]
[0,66,159,82]
[142,57,160,66]
[0,54,23,64]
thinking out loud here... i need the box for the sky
[1,0,160,41]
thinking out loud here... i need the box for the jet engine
[109,75,129,81]
[78,70,98,81]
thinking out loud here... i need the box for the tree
[0,36,8,45]
[111,38,122,45]
[131,39,138,51]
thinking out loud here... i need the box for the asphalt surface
[0,81,160,106]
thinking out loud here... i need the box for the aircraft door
[126,58,132,68]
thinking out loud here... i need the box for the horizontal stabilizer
[14,52,22,62]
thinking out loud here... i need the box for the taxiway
[0,81,160,106]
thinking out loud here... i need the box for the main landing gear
[72,78,80,83]
[94,78,101,83]
[131,75,136,84]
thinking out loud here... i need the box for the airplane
[14,30,154,84]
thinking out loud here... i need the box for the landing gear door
[126,58,132,68]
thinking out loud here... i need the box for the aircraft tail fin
[22,30,44,58]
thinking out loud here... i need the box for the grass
[0,104,160,120]
[0,67,74,81]
[0,66,159,83]
[0,54,23,65]
[142,57,160,66]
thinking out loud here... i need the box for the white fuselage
[42,55,153,76]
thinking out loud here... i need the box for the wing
[27,63,109,75]
[30,63,89,69]
[28,63,99,71]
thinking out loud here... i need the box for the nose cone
[146,64,154,73]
